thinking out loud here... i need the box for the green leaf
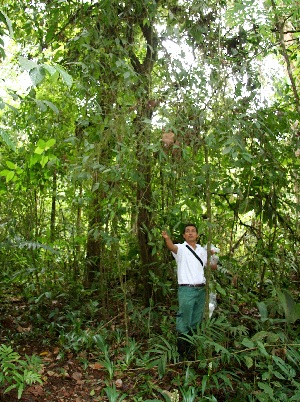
[294,303,300,322]
[202,374,209,396]
[262,371,270,381]
[266,332,280,343]
[215,282,226,296]
[272,355,296,379]
[18,56,38,71]
[54,64,73,88]
[44,138,56,150]
[273,370,284,380]
[157,355,166,378]
[0,128,16,151]
[40,155,49,167]
[29,154,42,166]
[277,289,298,323]
[34,139,56,155]
[244,356,253,368]
[222,146,232,155]
[210,341,229,354]
[6,170,15,182]
[35,99,47,112]
[216,372,234,389]
[0,10,14,38]
[4,383,18,395]
[256,301,268,320]
[291,392,300,401]
[42,64,56,76]
[151,246,157,255]
[43,100,59,114]
[241,338,254,349]
[257,382,274,397]
[29,66,46,86]
[6,161,16,169]
[0,344,20,361]
[143,400,162,402]
[37,139,46,149]
[17,383,25,399]
[256,341,269,357]
[34,146,44,155]
[251,331,269,341]
[242,152,253,162]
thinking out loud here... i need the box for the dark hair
[183,224,198,234]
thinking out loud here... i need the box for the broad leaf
[0,129,16,151]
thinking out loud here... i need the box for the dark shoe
[177,337,194,361]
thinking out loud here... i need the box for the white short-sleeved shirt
[172,241,207,285]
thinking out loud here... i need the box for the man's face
[183,226,198,242]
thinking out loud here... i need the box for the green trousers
[176,286,206,334]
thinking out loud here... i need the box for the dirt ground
[0,295,178,402]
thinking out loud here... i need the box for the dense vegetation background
[0,0,299,401]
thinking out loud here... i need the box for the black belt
[179,284,205,287]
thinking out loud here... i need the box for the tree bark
[129,20,159,305]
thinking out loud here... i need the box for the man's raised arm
[162,230,178,254]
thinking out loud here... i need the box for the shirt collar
[183,241,199,248]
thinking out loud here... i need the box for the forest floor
[1,295,105,401]
[0,292,181,402]
[1,342,112,402]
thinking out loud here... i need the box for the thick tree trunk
[128,21,158,305]
[136,155,155,304]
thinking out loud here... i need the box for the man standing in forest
[162,224,218,360]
